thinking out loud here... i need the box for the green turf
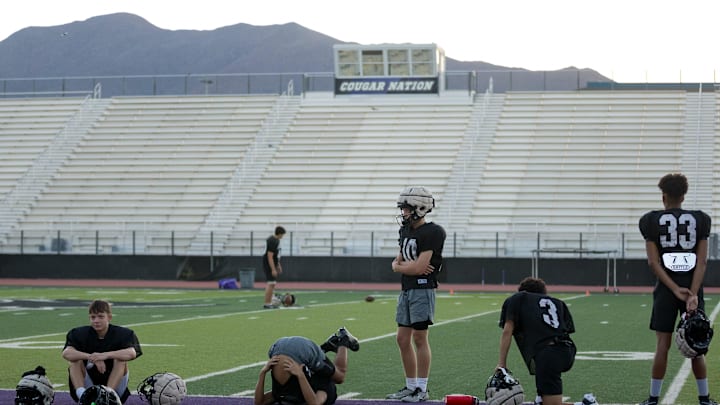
[1,286,718,405]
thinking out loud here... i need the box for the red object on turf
[444,394,479,405]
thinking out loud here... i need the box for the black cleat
[321,327,359,352]
[321,332,340,352]
[336,327,360,351]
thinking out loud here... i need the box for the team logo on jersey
[662,252,696,272]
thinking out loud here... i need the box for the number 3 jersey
[499,291,575,374]
[639,208,711,278]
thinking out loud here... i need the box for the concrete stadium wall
[4,254,714,287]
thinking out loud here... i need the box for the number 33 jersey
[639,208,711,273]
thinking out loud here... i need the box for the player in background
[263,226,287,309]
[638,173,716,405]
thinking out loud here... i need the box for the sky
[2,0,719,83]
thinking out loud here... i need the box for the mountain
[0,13,610,87]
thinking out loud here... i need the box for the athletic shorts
[533,343,576,396]
[68,365,130,402]
[264,267,278,282]
[395,289,435,329]
[650,282,705,333]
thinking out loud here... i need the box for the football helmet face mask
[485,367,524,405]
[138,372,187,405]
[396,186,435,226]
[78,385,121,405]
[676,309,714,358]
[15,366,54,405]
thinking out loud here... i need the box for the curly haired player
[638,173,716,405]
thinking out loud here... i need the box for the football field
[1,286,718,405]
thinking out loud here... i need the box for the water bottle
[444,394,480,405]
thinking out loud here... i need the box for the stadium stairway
[436,91,504,238]
[680,92,715,211]
[185,95,302,255]
[0,97,110,245]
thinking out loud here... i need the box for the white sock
[405,377,417,389]
[697,378,709,397]
[416,378,428,392]
[650,378,663,397]
[76,387,86,399]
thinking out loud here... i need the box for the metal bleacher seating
[1,90,717,258]
[224,96,476,256]
[3,95,280,254]
[464,91,696,257]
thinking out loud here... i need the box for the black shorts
[650,282,705,333]
[533,342,576,396]
[264,267,278,282]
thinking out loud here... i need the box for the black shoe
[639,396,658,405]
[321,332,340,352]
[321,327,359,352]
[336,327,359,351]
[700,396,718,405]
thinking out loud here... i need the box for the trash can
[238,268,255,289]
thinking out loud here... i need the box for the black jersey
[398,222,446,290]
[639,208,711,283]
[499,291,575,374]
[264,235,281,271]
[63,324,142,384]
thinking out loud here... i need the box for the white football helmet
[15,366,54,405]
[396,186,435,225]
[675,309,713,358]
[271,293,296,307]
[138,372,187,405]
[485,367,524,405]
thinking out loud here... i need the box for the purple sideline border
[0,390,525,404]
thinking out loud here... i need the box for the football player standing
[387,186,446,403]
[638,173,716,405]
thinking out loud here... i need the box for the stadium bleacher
[0,90,717,258]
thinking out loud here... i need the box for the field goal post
[531,248,619,293]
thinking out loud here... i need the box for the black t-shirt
[264,235,281,271]
[271,369,337,405]
[499,291,575,374]
[63,324,142,384]
[639,208,711,285]
[398,222,446,290]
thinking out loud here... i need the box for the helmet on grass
[137,372,187,405]
[485,367,524,405]
[78,385,121,405]
[15,366,54,405]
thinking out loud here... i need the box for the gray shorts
[395,289,435,328]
